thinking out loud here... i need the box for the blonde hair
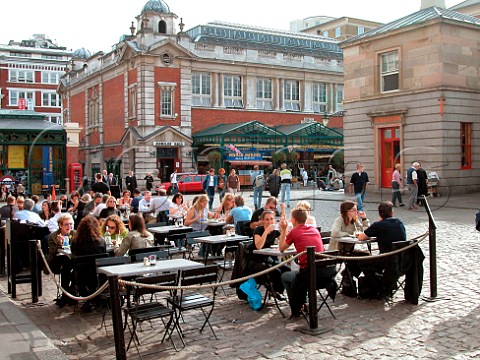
[194,194,209,211]
[296,200,311,211]
[221,193,235,209]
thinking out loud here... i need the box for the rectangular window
[9,90,35,106]
[323,30,329,37]
[192,72,211,106]
[283,80,300,111]
[46,115,62,124]
[223,75,243,108]
[128,86,137,118]
[88,100,99,127]
[312,82,327,113]
[42,92,61,107]
[358,26,365,35]
[10,52,31,58]
[381,50,399,92]
[9,69,34,83]
[335,27,341,37]
[161,90,173,116]
[461,122,472,169]
[256,78,272,110]
[336,84,344,112]
[41,72,61,84]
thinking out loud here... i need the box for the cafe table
[331,236,377,254]
[194,234,249,264]
[253,246,297,257]
[148,225,193,234]
[97,258,203,359]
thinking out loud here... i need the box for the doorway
[380,127,401,188]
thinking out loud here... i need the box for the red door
[381,127,401,188]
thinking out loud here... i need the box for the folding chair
[166,233,188,258]
[133,250,169,263]
[124,273,183,356]
[320,231,332,246]
[185,231,210,259]
[235,220,253,238]
[167,265,219,341]
[314,253,340,319]
[129,246,161,263]
[384,240,414,303]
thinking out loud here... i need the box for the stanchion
[109,275,127,360]
[29,240,41,303]
[298,246,331,335]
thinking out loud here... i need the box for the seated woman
[102,214,128,243]
[169,193,189,224]
[330,201,370,252]
[39,200,51,221]
[249,210,289,298]
[118,190,132,207]
[115,213,154,256]
[214,193,235,220]
[47,213,75,308]
[184,194,213,232]
[66,191,80,215]
[98,196,120,224]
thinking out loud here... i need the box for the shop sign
[225,152,262,161]
[0,175,15,186]
[153,141,185,147]
[8,145,24,168]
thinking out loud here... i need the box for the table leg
[109,275,126,360]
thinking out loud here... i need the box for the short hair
[219,168,225,174]
[158,189,166,196]
[378,201,394,219]
[412,161,420,167]
[296,200,311,211]
[143,191,151,197]
[265,196,278,207]
[81,193,92,202]
[234,195,244,207]
[209,168,215,172]
[172,193,183,204]
[133,188,141,195]
[94,192,103,199]
[122,190,131,197]
[356,163,364,169]
[291,208,307,224]
[102,194,109,203]
[281,163,287,169]
[23,199,34,211]
[6,195,15,205]
[31,195,39,203]
[95,173,102,180]
[58,213,74,226]
[50,200,61,213]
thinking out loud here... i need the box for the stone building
[340,3,480,194]
[58,0,345,183]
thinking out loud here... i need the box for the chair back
[96,256,131,267]
[167,233,187,247]
[134,272,177,298]
[72,253,109,295]
[235,220,253,237]
[320,231,332,245]
[134,250,169,262]
[186,231,210,245]
[179,264,218,287]
[168,227,193,237]
[129,246,160,262]
[146,222,167,229]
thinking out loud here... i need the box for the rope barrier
[36,232,428,295]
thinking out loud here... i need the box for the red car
[156,174,208,195]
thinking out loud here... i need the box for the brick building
[340,1,480,194]
[59,0,345,184]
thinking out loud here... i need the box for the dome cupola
[72,47,91,59]
[141,0,170,14]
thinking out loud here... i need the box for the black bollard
[109,275,127,360]
[29,240,41,303]
[422,196,438,299]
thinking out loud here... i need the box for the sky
[0,0,464,53]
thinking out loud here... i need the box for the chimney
[421,0,446,9]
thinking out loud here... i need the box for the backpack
[476,209,480,231]
[254,174,264,188]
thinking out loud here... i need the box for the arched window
[158,20,167,34]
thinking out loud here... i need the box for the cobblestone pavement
[1,188,480,359]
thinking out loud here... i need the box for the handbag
[239,278,262,310]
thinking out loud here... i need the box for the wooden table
[97,258,203,359]
[194,234,249,264]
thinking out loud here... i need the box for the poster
[8,146,25,168]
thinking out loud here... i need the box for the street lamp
[322,112,330,127]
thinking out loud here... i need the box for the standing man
[406,161,420,211]
[107,173,116,186]
[170,169,178,195]
[144,173,154,192]
[125,170,137,195]
[202,168,218,211]
[102,169,108,184]
[250,165,264,210]
[416,162,428,206]
[349,163,369,211]
[90,173,110,196]
[279,163,292,208]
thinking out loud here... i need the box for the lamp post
[322,112,330,127]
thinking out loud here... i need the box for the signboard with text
[225,152,263,161]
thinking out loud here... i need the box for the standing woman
[217,168,227,203]
[391,164,405,207]
[267,169,281,198]
[144,173,154,192]
[227,168,240,195]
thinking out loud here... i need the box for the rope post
[423,196,438,300]
[298,246,331,336]
[109,275,126,360]
[29,240,41,303]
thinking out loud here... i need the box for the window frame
[9,69,34,83]
[192,72,211,107]
[41,72,61,84]
[157,82,176,119]
[128,85,137,119]
[312,82,327,113]
[335,84,344,112]
[8,90,35,107]
[461,122,472,170]
[223,75,243,108]
[283,79,300,112]
[42,92,61,107]
[380,50,399,93]
[255,78,273,110]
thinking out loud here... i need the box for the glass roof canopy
[193,120,343,151]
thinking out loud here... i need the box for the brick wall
[102,74,125,145]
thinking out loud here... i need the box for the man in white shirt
[139,191,158,224]
[15,199,46,227]
[170,170,178,195]
[92,194,108,218]
[151,189,172,223]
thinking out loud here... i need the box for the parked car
[156,173,208,195]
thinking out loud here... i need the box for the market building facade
[59,0,345,183]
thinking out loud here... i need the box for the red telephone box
[69,163,83,192]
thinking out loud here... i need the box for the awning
[227,160,272,166]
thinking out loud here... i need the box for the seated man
[279,208,336,318]
[15,199,46,227]
[225,195,252,225]
[358,201,406,297]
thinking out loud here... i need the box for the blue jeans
[253,186,263,209]
[280,183,290,205]
[355,191,366,211]
[207,186,215,210]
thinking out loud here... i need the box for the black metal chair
[167,265,219,341]
[314,251,340,319]
[133,250,169,263]
[124,272,183,355]
[129,246,161,263]
[185,231,210,259]
[320,231,332,246]
[384,240,414,303]
[166,233,188,258]
[235,220,253,238]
